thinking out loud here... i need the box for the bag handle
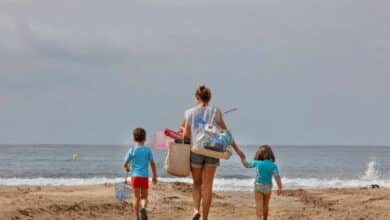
[203,106,217,125]
[210,107,217,124]
[202,106,208,121]
[124,171,129,184]
[182,129,186,144]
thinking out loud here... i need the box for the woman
[183,85,246,220]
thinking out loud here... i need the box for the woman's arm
[240,157,248,168]
[178,120,185,134]
[217,116,246,159]
[183,119,191,140]
[231,139,246,159]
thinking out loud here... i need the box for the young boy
[123,128,158,220]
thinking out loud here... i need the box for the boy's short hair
[133,128,146,142]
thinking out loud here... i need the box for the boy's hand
[123,162,130,172]
[150,161,158,185]
[152,176,158,185]
[277,188,282,196]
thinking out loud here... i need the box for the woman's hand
[231,140,246,160]
[240,157,248,168]
[236,148,246,160]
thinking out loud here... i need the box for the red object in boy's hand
[164,128,182,139]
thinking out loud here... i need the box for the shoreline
[1,176,388,190]
[1,182,390,220]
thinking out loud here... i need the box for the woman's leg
[191,167,203,216]
[202,166,217,220]
[262,192,272,220]
[255,191,264,220]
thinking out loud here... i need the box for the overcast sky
[1,0,390,145]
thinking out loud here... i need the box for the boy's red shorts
[131,177,149,189]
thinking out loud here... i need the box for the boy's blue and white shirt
[125,145,154,178]
[246,159,280,185]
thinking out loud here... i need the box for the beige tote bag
[164,142,191,177]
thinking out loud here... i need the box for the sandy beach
[1,182,389,220]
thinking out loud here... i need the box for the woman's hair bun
[195,85,212,104]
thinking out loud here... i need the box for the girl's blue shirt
[247,159,280,185]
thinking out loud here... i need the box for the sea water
[0,145,389,191]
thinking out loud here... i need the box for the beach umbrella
[114,172,132,202]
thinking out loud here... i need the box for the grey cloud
[1,0,390,144]
[24,24,134,64]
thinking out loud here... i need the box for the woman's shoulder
[185,106,197,119]
[185,106,198,113]
[185,105,222,119]
[186,105,220,111]
[185,106,216,114]
[208,105,221,111]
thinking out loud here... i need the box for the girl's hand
[277,188,282,196]
[240,157,248,168]
[274,176,283,196]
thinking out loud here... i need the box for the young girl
[241,145,282,220]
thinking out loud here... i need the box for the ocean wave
[0,177,124,186]
[0,177,389,191]
[282,177,390,189]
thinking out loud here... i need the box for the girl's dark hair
[254,145,276,162]
[133,128,146,142]
[195,85,212,104]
